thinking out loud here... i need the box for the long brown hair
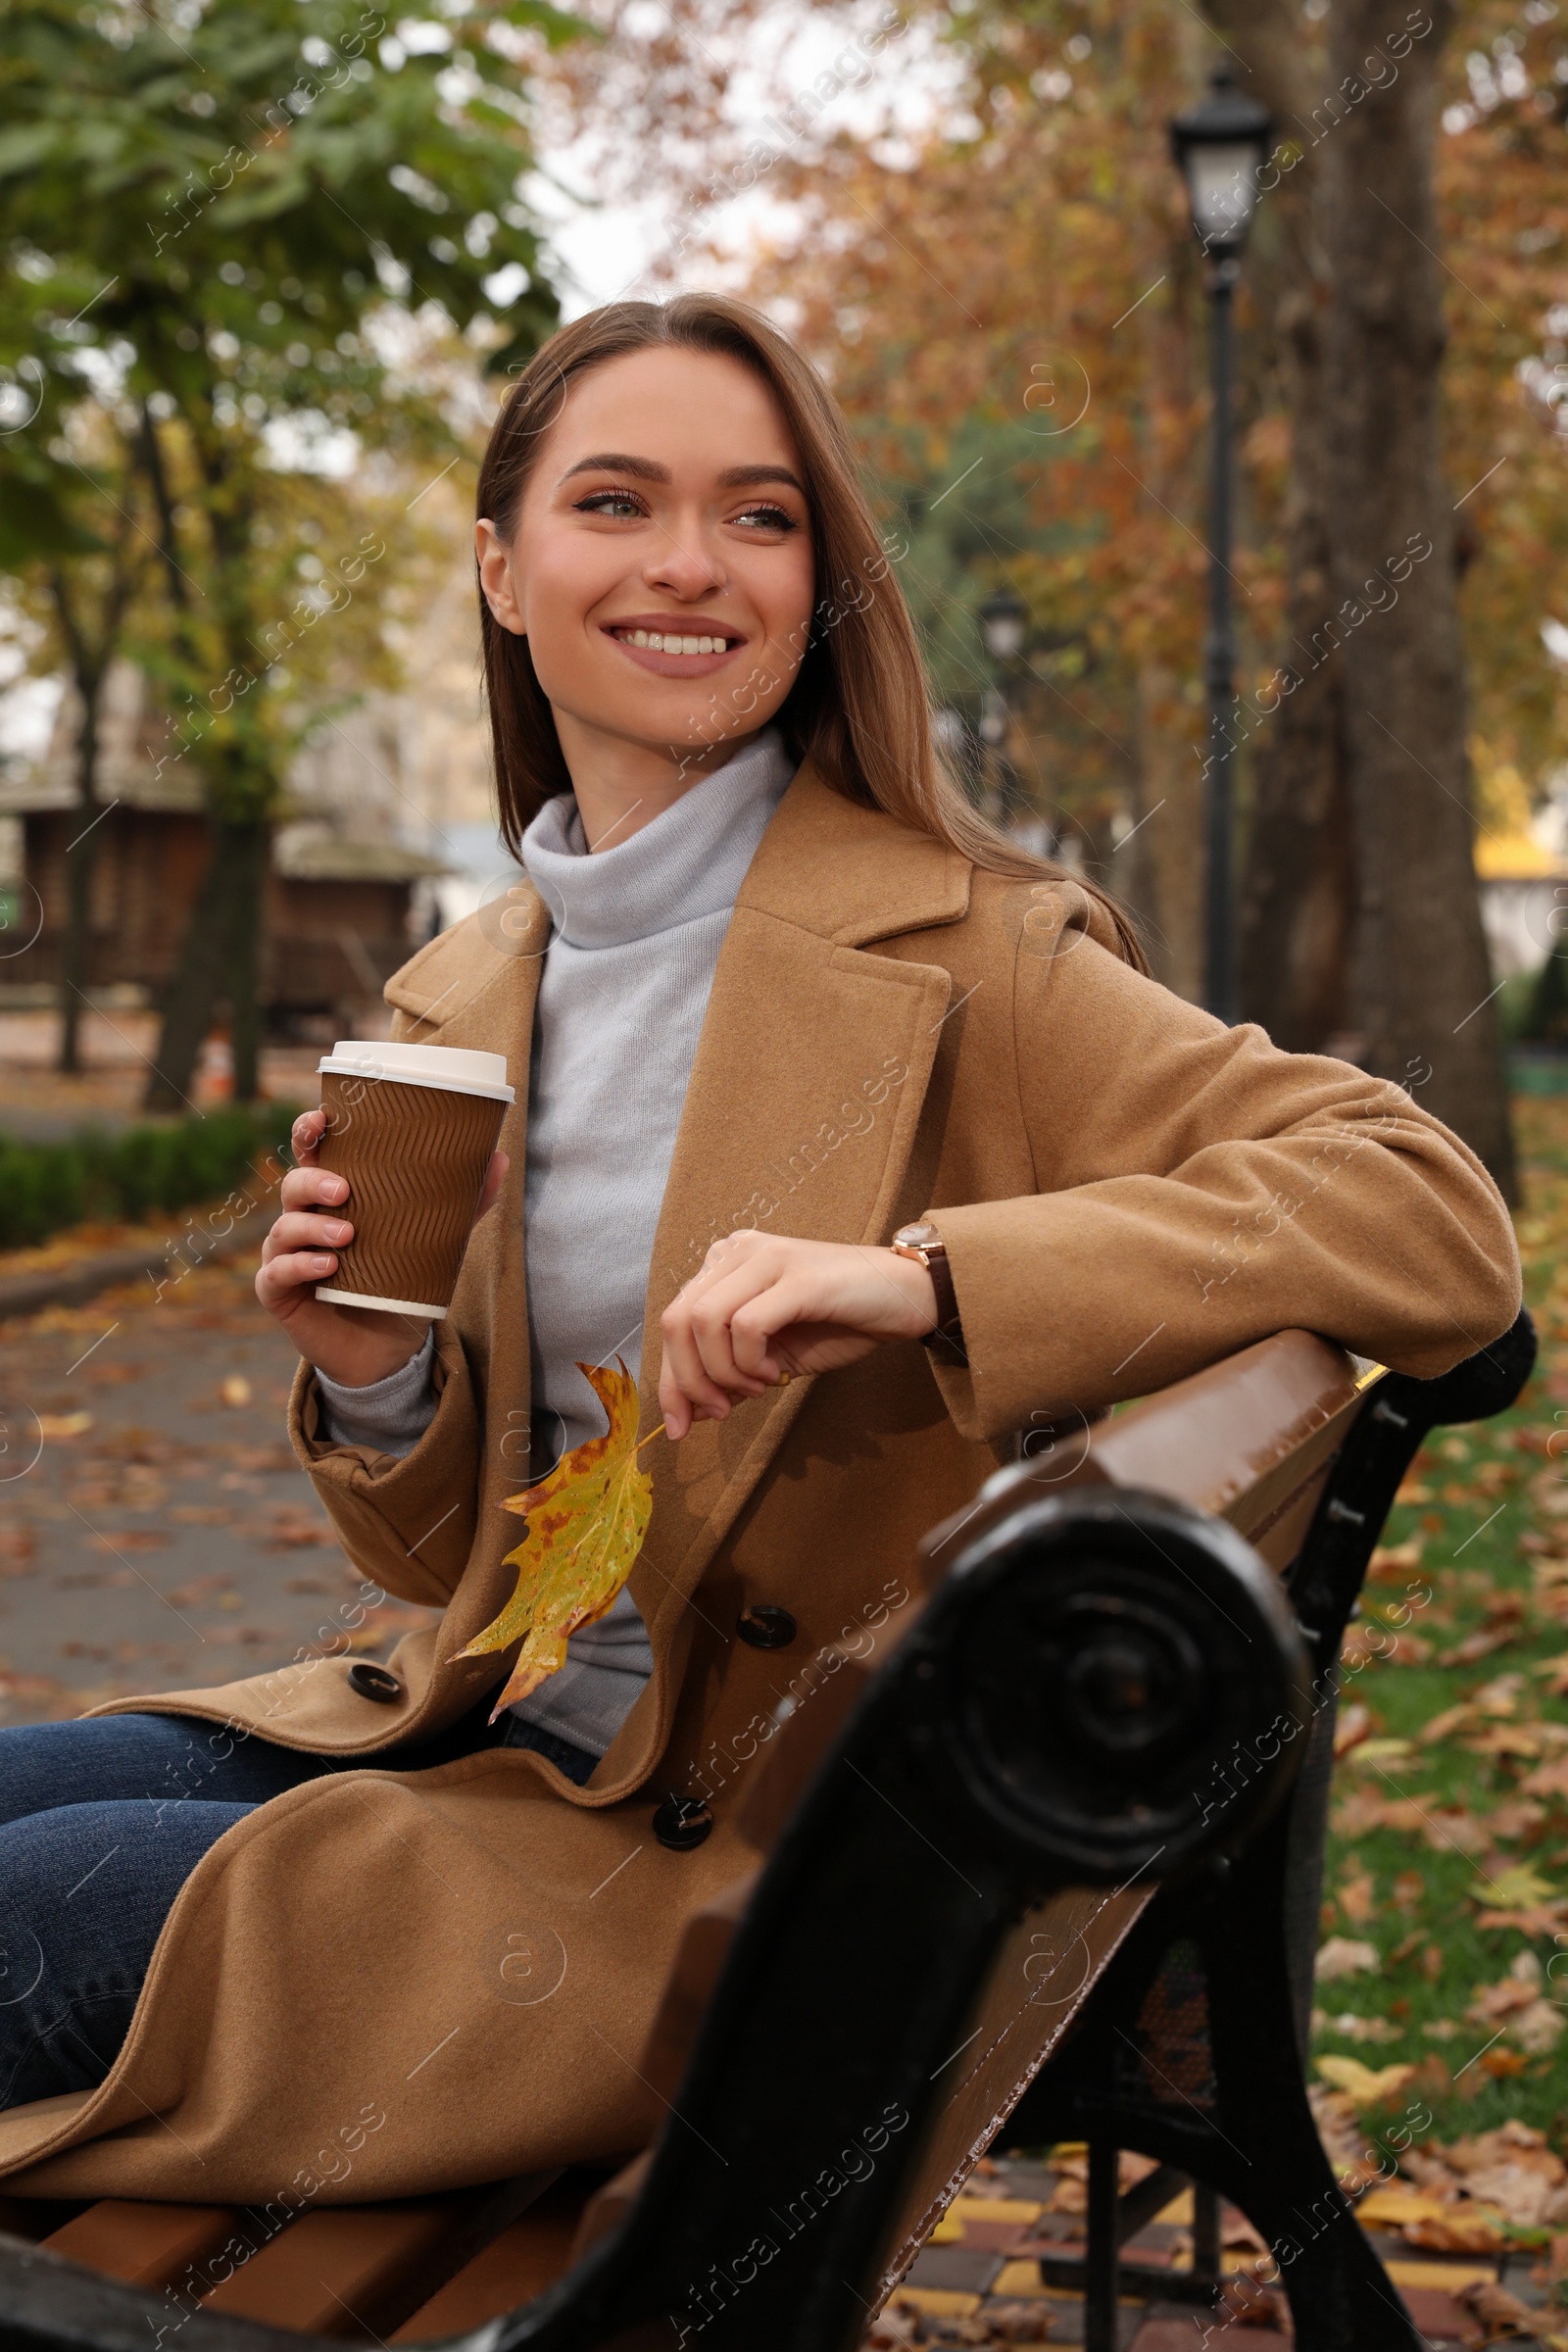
[475,293,1146,967]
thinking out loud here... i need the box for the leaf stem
[635,1421,667,1454]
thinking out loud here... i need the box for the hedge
[0,1103,301,1251]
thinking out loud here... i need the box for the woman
[0,295,1519,2201]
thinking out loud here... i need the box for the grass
[1314,1092,1568,2150]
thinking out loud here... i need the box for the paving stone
[1399,2283,1477,2341]
[906,2246,1004,2294]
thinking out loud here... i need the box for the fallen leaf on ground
[1402,2209,1509,2254]
[1345,1737,1415,1767]
[1457,2278,1543,2336]
[1438,1627,1518,1667]
[1314,2054,1413,2105]
[1467,1953,1565,2054]
[1367,1540,1424,1580]
[1334,1701,1373,1759]
[451,1357,655,1711]
[1331,1792,1435,1836]
[0,1526,35,1576]
[1338,1867,1376,1922]
[1316,1936,1379,1983]
[1483,1799,1546,1841]
[1420,1805,1492,1855]
[1420,1702,1478,1743]
[1476,1902,1568,1935]
[1313,2009,1401,2043]
[258,1511,334,1550]
[1468,1725,1558,1759]
[1477,1863,1561,1910]
[219,1375,252,1407]
[1380,1630,1433,1664]
[37,1411,92,1438]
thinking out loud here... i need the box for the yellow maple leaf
[1475,1863,1560,1911]
[451,1358,655,1717]
[1315,2055,1415,2107]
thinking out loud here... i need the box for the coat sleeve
[924,904,1522,1445]
[287,1336,482,1606]
[281,994,489,1607]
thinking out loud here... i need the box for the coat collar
[383,760,972,1031]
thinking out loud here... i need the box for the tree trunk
[1131,662,1205,1002]
[227,821,267,1103]
[1236,285,1355,1050]
[58,674,103,1076]
[1199,0,1356,1051]
[1323,0,1516,1198]
[144,817,269,1113]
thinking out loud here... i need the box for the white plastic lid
[317,1039,514,1103]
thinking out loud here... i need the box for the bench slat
[41,2200,243,2292]
[391,2176,598,2340]
[197,2173,556,2338]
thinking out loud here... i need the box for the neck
[552,712,769,855]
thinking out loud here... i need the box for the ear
[476,517,526,638]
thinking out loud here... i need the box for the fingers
[290,1107,328,1168]
[261,1210,354,1264]
[280,1160,351,1213]
[256,1242,341,1314]
[660,1238,797,1430]
[473,1150,510,1225]
[258,1190,354,1317]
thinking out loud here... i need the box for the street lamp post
[1170,66,1273,1024]
[979,586,1028,832]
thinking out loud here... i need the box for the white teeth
[617,627,735,656]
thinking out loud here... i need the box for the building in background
[0,662,448,1039]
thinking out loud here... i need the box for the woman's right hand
[256,1107,509,1390]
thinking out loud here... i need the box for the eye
[731,502,798,533]
[574,488,647,519]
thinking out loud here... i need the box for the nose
[642,517,726,603]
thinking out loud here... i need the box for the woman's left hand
[658,1231,939,1441]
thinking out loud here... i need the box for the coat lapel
[625,764,969,1657]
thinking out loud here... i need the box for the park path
[0,1251,439,1725]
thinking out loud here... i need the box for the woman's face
[476,346,816,774]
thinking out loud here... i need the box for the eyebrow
[558,452,806,495]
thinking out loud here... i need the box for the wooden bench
[0,1311,1536,2352]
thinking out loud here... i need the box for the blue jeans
[0,1706,597,2113]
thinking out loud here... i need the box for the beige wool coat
[0,761,1521,2204]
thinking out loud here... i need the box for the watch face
[894,1221,942,1250]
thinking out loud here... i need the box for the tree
[0,0,570,1103]
[556,0,1568,1192]
[1320,0,1514,1192]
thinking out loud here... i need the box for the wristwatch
[890,1221,968,1365]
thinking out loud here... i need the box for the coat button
[737,1604,797,1650]
[348,1662,402,1703]
[652,1792,713,1851]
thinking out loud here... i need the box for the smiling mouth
[608,625,744,658]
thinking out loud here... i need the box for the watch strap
[917,1249,968,1366]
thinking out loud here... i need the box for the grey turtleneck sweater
[316,728,796,1753]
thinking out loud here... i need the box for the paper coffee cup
[313,1041,514,1319]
